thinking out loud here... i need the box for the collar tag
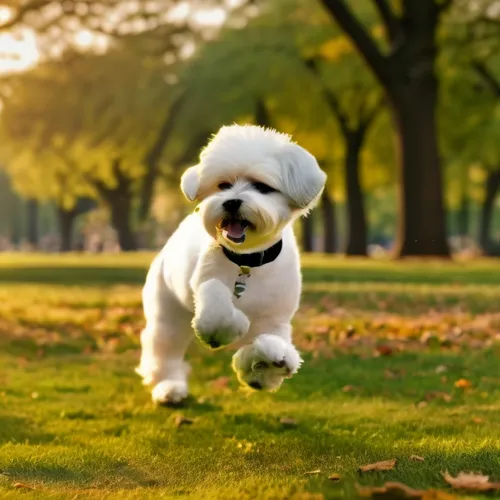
[233,265,251,299]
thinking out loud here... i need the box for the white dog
[136,124,326,404]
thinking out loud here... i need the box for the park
[1,0,500,498]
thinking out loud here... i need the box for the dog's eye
[218,182,232,190]
[253,182,276,194]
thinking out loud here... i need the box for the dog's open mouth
[220,218,254,244]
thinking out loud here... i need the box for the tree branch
[173,130,212,169]
[319,0,388,84]
[372,0,402,45]
[437,0,454,13]
[323,89,351,135]
[138,90,187,221]
[360,94,385,130]
[303,56,350,135]
[472,61,500,98]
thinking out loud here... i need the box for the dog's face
[180,125,326,252]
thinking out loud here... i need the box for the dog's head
[180,125,326,252]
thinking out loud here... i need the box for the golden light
[0,7,39,73]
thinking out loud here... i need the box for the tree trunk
[456,194,469,249]
[95,160,137,251]
[345,134,367,256]
[301,213,315,253]
[139,91,187,222]
[479,170,500,254]
[10,196,22,245]
[26,199,39,248]
[108,190,135,251]
[390,79,450,257]
[57,207,77,252]
[319,0,450,258]
[321,189,336,254]
[255,98,271,127]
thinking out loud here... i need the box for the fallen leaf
[174,415,194,428]
[357,481,423,498]
[357,483,458,500]
[424,391,452,402]
[410,455,425,462]
[376,344,393,356]
[359,459,397,472]
[14,483,35,490]
[211,376,230,390]
[346,325,356,337]
[454,378,472,389]
[303,469,321,475]
[442,471,500,491]
[280,417,298,428]
[435,365,448,374]
[328,473,341,481]
[472,417,484,424]
[385,369,405,380]
[342,385,358,393]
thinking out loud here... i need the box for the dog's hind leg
[136,256,193,404]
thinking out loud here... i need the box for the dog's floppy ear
[180,165,200,201]
[276,144,327,209]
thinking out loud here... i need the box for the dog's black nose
[223,199,242,213]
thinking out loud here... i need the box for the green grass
[1,253,500,499]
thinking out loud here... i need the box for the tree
[0,45,171,250]
[304,57,383,255]
[441,5,500,254]
[321,188,337,253]
[318,0,452,257]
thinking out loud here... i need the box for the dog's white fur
[136,125,326,404]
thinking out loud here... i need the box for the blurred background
[0,0,499,259]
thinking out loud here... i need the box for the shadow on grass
[0,415,55,445]
[0,266,147,286]
[3,462,160,489]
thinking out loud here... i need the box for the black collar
[221,239,283,268]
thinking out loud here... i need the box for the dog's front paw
[232,334,303,391]
[152,380,188,405]
[193,307,250,349]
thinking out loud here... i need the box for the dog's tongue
[224,222,246,243]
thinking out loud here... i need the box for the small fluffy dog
[136,124,326,404]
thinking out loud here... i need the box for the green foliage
[0,42,172,208]
[172,0,394,201]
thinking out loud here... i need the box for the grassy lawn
[1,253,500,499]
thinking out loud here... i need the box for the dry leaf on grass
[409,455,425,462]
[454,378,472,389]
[357,483,457,499]
[356,481,423,498]
[442,471,500,491]
[376,344,394,356]
[303,469,321,475]
[280,417,298,428]
[328,473,341,481]
[14,483,35,490]
[174,415,194,428]
[471,417,484,424]
[424,391,452,403]
[359,459,397,472]
[211,376,230,390]
[342,385,358,393]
